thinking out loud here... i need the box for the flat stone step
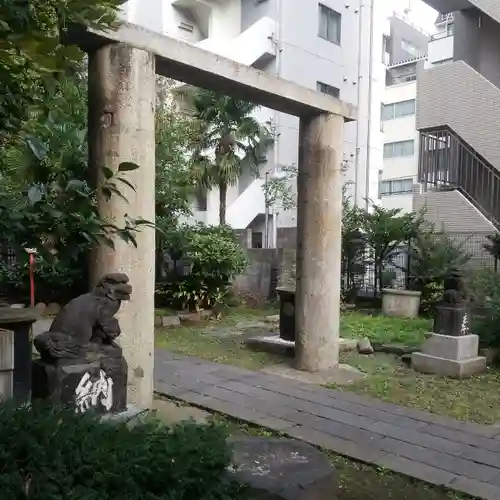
[229,436,337,500]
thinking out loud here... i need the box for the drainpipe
[354,1,364,206]
[271,0,283,248]
[365,0,375,211]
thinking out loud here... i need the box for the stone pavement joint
[154,349,500,500]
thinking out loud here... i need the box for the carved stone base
[412,333,486,379]
[32,356,127,414]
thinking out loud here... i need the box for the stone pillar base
[412,334,486,378]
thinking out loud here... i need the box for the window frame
[401,38,420,57]
[380,178,414,196]
[318,4,342,45]
[381,99,416,121]
[317,81,340,99]
[383,140,415,159]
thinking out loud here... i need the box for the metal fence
[351,232,497,298]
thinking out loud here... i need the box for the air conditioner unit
[178,21,194,32]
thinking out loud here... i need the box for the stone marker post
[87,43,156,409]
[412,271,486,378]
[295,113,343,372]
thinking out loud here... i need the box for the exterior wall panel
[417,61,500,168]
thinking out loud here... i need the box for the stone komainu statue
[441,269,468,305]
[34,273,132,362]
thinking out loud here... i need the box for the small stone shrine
[412,270,486,378]
[32,273,130,414]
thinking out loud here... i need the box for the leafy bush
[0,254,87,304]
[483,233,500,272]
[409,231,471,315]
[467,269,500,348]
[0,402,244,500]
[158,224,247,311]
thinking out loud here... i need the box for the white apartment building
[119,0,388,247]
[379,15,429,214]
[380,75,418,213]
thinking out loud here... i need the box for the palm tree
[189,89,272,225]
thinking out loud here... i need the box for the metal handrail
[418,128,500,228]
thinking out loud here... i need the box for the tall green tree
[0,0,121,144]
[362,205,424,294]
[155,77,201,232]
[189,89,272,225]
[155,77,201,277]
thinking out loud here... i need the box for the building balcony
[226,178,266,229]
[428,34,454,66]
[195,16,276,67]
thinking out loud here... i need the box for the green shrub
[0,402,244,500]
[159,224,247,311]
[0,253,87,304]
[467,269,500,348]
[409,231,471,315]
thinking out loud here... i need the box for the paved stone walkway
[154,349,500,500]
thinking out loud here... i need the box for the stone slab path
[155,349,500,500]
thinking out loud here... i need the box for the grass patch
[340,311,431,345]
[156,306,500,424]
[155,304,283,371]
[337,351,500,425]
[210,413,470,500]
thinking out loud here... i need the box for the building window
[383,140,415,159]
[318,4,341,45]
[401,38,420,57]
[317,81,340,98]
[381,99,416,121]
[380,178,414,196]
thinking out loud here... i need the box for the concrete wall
[413,189,496,233]
[469,0,500,25]
[232,244,297,299]
[232,249,277,299]
[417,61,500,169]
[387,15,429,64]
[423,0,500,24]
[413,189,497,269]
[240,0,271,31]
[277,0,386,224]
[276,227,296,249]
[454,10,500,90]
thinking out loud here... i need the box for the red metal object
[29,253,35,308]
[24,248,37,308]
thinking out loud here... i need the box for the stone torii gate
[75,22,356,409]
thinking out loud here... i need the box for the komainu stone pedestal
[32,273,132,414]
[412,334,486,378]
[32,354,127,414]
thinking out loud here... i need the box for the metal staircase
[418,128,500,228]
